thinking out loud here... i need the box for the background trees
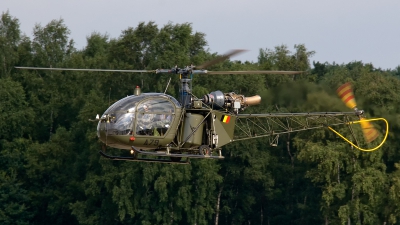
[1,11,400,224]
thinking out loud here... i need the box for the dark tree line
[1,11,400,224]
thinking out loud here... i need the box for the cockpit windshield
[98,93,180,137]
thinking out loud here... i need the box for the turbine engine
[202,90,261,113]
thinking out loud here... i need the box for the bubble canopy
[97,93,181,137]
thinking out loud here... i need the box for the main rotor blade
[206,70,303,75]
[196,49,246,69]
[15,67,153,73]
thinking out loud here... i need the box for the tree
[0,78,34,140]
[32,18,74,67]
[0,11,21,77]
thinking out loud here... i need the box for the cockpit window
[99,94,179,137]
[136,99,175,136]
[114,111,135,134]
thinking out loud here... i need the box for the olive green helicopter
[16,50,389,164]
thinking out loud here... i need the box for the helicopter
[16,50,389,164]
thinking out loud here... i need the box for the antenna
[164,77,171,94]
[105,118,108,148]
[108,88,111,106]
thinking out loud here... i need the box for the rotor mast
[157,65,207,108]
[178,66,193,108]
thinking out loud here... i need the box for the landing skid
[132,146,225,159]
[99,145,225,164]
[99,149,190,164]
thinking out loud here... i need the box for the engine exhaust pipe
[244,95,261,106]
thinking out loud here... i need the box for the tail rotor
[337,82,379,143]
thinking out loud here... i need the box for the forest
[1,11,400,225]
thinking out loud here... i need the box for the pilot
[136,104,157,135]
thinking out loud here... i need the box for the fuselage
[96,92,237,152]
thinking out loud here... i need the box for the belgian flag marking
[221,115,231,123]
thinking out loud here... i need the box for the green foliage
[0,78,34,140]
[0,170,31,225]
[32,18,73,66]
[0,11,21,77]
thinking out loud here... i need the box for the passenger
[159,112,172,127]
[155,111,173,135]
